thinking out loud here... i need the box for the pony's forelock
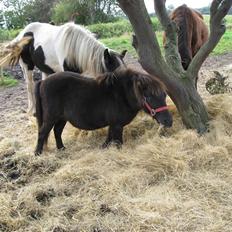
[133,71,166,105]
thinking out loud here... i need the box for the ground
[0,53,232,232]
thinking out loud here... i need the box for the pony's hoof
[58,146,66,151]
[34,150,42,156]
[101,142,109,149]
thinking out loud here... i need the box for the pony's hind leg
[54,120,67,150]
[35,122,54,155]
[19,59,35,115]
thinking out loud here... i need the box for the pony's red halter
[143,97,168,117]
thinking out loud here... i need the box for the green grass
[212,30,232,55]
[0,72,18,87]
[101,29,232,57]
[101,31,164,58]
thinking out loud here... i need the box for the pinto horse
[34,68,173,155]
[6,22,127,114]
[164,5,208,86]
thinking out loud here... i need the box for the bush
[0,29,21,42]
[151,17,163,31]
[87,17,162,39]
[0,29,10,42]
[0,72,18,87]
[0,17,163,41]
[87,20,132,38]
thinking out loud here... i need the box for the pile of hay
[0,91,232,231]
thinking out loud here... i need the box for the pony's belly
[69,121,108,131]
[68,118,108,131]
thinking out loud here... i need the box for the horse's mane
[58,22,107,76]
[96,68,165,99]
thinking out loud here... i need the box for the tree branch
[117,0,175,86]
[187,0,232,78]
[154,0,184,74]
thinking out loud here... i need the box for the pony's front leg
[102,125,123,148]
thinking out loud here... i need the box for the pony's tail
[35,80,43,129]
[35,81,50,148]
[0,36,32,68]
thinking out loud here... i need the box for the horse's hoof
[58,146,66,151]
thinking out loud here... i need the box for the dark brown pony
[34,69,173,155]
[164,5,208,85]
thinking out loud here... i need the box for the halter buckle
[151,109,156,116]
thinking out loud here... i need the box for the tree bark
[117,0,232,133]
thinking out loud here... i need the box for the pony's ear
[104,48,111,61]
[120,50,127,58]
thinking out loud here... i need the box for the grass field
[101,29,232,57]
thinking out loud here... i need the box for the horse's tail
[0,36,33,68]
[173,6,193,70]
[35,80,43,129]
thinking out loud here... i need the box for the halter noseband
[143,97,168,117]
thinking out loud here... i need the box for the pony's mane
[131,70,166,100]
[96,68,165,97]
[59,22,107,76]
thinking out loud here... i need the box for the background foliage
[1,0,120,29]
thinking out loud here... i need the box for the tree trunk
[117,0,231,133]
[166,76,209,133]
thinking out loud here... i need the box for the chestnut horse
[164,5,209,86]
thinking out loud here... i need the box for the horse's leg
[54,120,67,150]
[19,59,35,115]
[35,122,54,155]
[102,125,123,148]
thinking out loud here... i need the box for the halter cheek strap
[143,97,168,116]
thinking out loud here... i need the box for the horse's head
[134,73,173,128]
[103,49,127,72]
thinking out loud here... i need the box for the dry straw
[0,63,232,231]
